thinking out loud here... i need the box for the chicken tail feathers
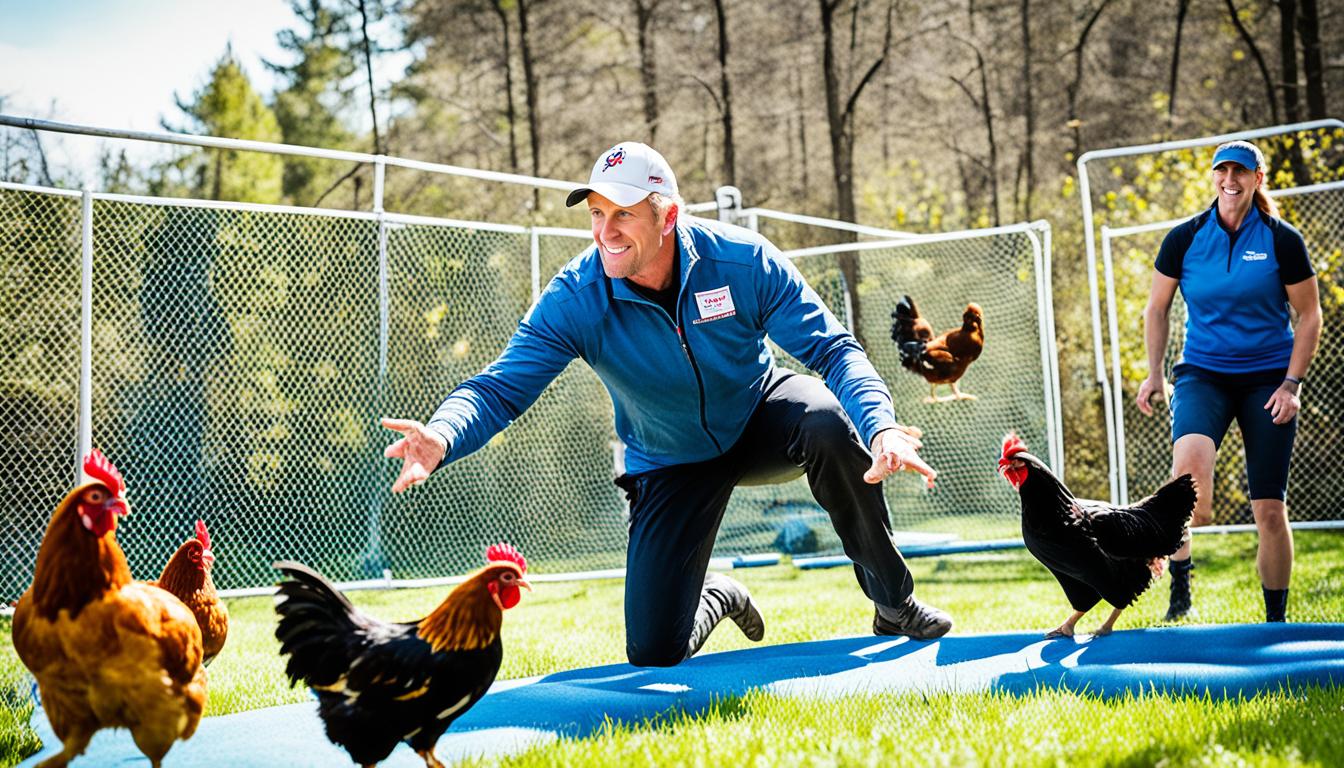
[272,561,364,688]
[891,296,929,370]
[1087,473,1196,560]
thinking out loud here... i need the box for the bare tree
[1065,0,1113,159]
[1297,0,1327,118]
[518,0,541,207]
[948,30,1000,226]
[819,0,896,347]
[712,0,735,186]
[1166,0,1191,131]
[1279,0,1302,124]
[1018,0,1034,220]
[633,0,662,143]
[356,0,383,154]
[492,0,520,173]
[1224,0,1281,124]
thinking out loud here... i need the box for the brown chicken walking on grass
[152,519,228,665]
[13,450,206,768]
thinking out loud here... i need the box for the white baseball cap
[565,142,678,208]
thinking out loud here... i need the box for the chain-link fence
[0,172,1058,600]
[722,223,1060,553]
[1102,181,1344,523]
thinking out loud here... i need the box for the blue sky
[0,1,324,172]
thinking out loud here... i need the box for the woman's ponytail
[1253,186,1280,219]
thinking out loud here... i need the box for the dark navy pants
[1170,362,1297,501]
[615,370,915,667]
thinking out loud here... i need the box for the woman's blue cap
[1212,145,1259,170]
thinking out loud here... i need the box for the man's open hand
[381,418,448,493]
[864,425,937,488]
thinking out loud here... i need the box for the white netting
[1104,182,1344,523]
[724,226,1060,553]
[1,185,82,602]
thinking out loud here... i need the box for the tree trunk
[1279,0,1310,186]
[712,0,735,186]
[1279,0,1302,124]
[1019,0,1034,220]
[1297,0,1326,119]
[492,0,520,174]
[819,0,894,346]
[1224,0,1281,124]
[797,66,809,196]
[634,0,660,143]
[1167,0,1190,131]
[356,0,382,155]
[517,0,542,209]
[1067,1,1112,159]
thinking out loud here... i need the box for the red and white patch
[692,285,736,324]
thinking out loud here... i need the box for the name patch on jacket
[692,286,736,324]
[1242,250,1268,261]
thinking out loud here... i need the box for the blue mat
[21,623,1344,766]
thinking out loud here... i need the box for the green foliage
[168,48,284,203]
[267,0,361,205]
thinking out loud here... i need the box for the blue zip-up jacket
[428,216,897,475]
[1155,201,1314,373]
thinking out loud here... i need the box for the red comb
[1001,432,1027,458]
[485,542,527,574]
[195,519,211,549]
[83,449,125,496]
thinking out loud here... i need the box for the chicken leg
[417,748,447,768]
[950,382,977,401]
[1045,610,1086,638]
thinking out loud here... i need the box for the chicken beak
[202,548,216,568]
[517,578,532,592]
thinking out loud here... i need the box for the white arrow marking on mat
[767,639,1062,697]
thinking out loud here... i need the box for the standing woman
[1136,140,1321,623]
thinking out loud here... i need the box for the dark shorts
[1169,362,1297,501]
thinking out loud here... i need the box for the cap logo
[648,176,663,185]
[602,149,625,172]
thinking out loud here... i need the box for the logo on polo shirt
[692,285,736,324]
[1242,250,1268,261]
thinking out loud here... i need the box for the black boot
[1263,586,1289,623]
[686,572,766,658]
[1164,557,1193,621]
[873,594,953,640]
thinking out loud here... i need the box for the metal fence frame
[1100,179,1344,505]
[1074,119,1344,503]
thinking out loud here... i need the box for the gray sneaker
[873,595,953,640]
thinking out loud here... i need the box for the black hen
[997,433,1194,637]
[273,544,529,768]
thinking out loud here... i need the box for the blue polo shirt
[1155,201,1313,373]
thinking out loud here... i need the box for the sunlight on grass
[479,686,1344,768]
[2,530,1342,767]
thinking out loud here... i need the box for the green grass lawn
[3,530,1342,767]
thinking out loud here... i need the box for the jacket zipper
[675,323,723,453]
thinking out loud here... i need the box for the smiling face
[587,192,678,290]
[1213,161,1263,218]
